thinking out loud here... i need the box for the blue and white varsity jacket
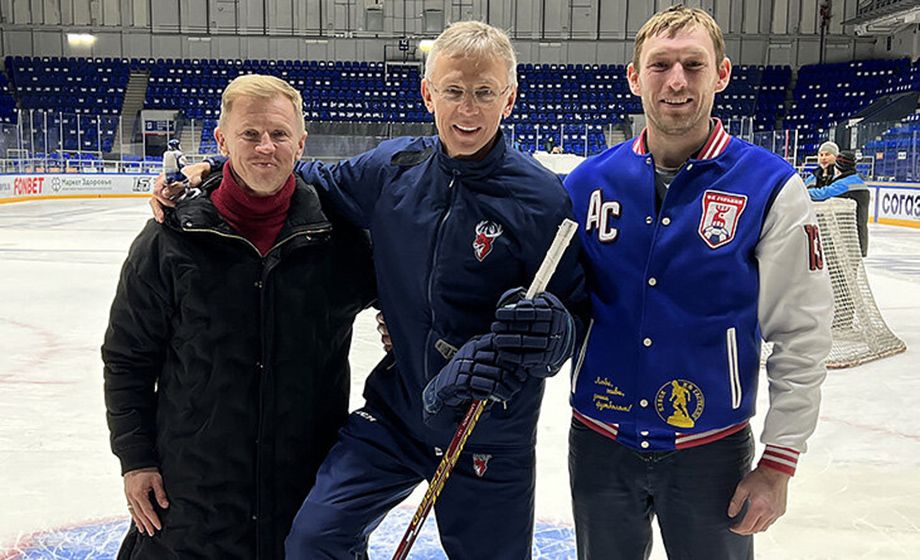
[294,133,586,449]
[565,121,833,474]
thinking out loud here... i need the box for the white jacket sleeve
[755,173,834,475]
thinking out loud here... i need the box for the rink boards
[2,171,919,229]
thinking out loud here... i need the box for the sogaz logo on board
[881,190,920,220]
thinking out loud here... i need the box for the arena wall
[0,0,888,67]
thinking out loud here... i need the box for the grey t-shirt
[654,165,680,213]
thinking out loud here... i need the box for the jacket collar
[631,118,731,161]
[168,174,331,237]
[435,128,508,180]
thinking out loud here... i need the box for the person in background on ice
[161,138,188,185]
[563,6,834,559]
[808,150,870,256]
[103,74,375,559]
[805,140,839,188]
[150,21,585,560]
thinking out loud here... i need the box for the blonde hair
[425,21,518,87]
[633,5,725,69]
[218,74,305,133]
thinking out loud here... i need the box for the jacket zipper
[180,224,332,257]
[424,173,458,381]
[180,221,331,557]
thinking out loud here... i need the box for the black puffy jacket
[103,175,374,559]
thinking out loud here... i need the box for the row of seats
[786,58,910,155]
[2,55,919,162]
[4,56,130,146]
[0,73,16,123]
[141,57,793,135]
[863,114,920,181]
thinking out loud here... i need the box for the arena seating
[0,54,918,167]
[712,64,792,136]
[862,112,920,181]
[3,56,128,152]
[0,73,16,124]
[786,58,910,156]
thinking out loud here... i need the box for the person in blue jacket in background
[153,21,584,560]
[808,150,870,256]
[804,141,839,189]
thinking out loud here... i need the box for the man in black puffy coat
[102,74,375,559]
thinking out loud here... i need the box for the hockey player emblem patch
[473,220,504,262]
[698,191,748,249]
[472,453,492,477]
[655,379,705,429]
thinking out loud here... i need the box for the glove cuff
[422,377,443,415]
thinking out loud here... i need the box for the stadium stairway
[111,69,149,154]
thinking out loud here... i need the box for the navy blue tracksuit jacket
[295,134,585,448]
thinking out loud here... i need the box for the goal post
[813,197,907,368]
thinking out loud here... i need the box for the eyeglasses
[428,83,512,106]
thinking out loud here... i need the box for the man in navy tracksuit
[155,22,583,559]
[282,22,583,559]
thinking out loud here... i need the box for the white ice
[1,198,918,559]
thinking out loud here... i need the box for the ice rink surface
[0,198,918,559]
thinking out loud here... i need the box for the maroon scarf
[210,163,295,256]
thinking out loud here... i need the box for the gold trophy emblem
[656,379,705,429]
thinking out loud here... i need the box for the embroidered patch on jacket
[655,379,705,429]
[473,220,504,262]
[803,224,825,271]
[698,190,748,249]
[472,453,492,477]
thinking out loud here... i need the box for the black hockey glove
[422,334,525,425]
[491,287,575,378]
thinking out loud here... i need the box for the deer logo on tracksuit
[473,220,504,261]
[472,453,492,477]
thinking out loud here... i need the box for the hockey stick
[391,218,579,560]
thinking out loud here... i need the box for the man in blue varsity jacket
[152,22,584,559]
[564,6,833,560]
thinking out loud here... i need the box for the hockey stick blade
[391,218,578,560]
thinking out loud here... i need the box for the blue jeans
[569,418,754,560]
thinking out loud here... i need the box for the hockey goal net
[813,197,906,368]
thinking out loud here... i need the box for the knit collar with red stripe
[631,118,731,161]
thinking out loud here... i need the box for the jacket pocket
[726,327,742,409]
[571,319,594,394]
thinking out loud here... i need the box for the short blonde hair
[218,74,305,133]
[633,5,725,69]
[425,21,518,87]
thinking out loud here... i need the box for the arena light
[67,33,97,48]
[418,39,434,54]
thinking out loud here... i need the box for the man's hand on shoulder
[150,162,212,223]
[728,465,791,535]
